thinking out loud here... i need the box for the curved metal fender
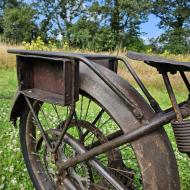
[10,62,180,189]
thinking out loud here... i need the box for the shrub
[22,36,56,51]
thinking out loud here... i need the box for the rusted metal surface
[11,49,118,72]
[9,49,143,120]
[62,133,127,190]
[17,55,79,106]
[127,51,190,72]
[91,58,118,72]
[79,62,181,189]
[9,49,186,189]
[172,119,190,153]
[162,72,183,121]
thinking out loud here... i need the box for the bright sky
[140,14,164,39]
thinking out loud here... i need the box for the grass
[1,44,190,189]
[0,70,33,190]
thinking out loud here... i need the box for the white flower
[1,176,5,181]
[19,184,24,190]
[0,184,4,189]
[9,166,14,173]
[12,139,17,145]
[11,177,17,185]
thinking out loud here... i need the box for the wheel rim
[24,92,142,190]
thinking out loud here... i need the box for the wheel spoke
[92,109,104,125]
[91,183,111,190]
[98,117,111,129]
[107,166,135,176]
[66,106,69,118]
[80,95,84,120]
[29,132,36,141]
[84,98,92,120]
[52,104,61,123]
[40,104,50,129]
[74,111,83,139]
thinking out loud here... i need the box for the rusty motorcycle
[8,49,190,190]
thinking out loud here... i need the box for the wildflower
[12,139,17,145]
[0,184,4,189]
[19,184,24,190]
[9,166,14,173]
[11,177,17,185]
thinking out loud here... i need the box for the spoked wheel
[18,63,180,190]
[20,92,142,190]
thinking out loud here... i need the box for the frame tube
[62,134,127,190]
[58,103,190,170]
[118,57,162,113]
[162,72,183,121]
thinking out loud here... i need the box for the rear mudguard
[10,62,180,189]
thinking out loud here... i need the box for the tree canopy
[152,0,190,54]
[0,0,189,53]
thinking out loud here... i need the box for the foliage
[33,0,88,41]
[22,36,57,51]
[152,0,190,54]
[32,0,151,51]
[0,0,190,53]
[3,4,38,43]
[68,18,119,51]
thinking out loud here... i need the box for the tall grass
[0,43,22,69]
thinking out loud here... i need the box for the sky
[140,14,164,40]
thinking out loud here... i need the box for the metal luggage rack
[8,49,190,156]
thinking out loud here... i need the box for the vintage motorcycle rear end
[8,49,190,189]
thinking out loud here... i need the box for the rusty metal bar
[63,178,78,190]
[8,49,143,120]
[86,130,123,149]
[162,72,183,121]
[62,134,128,190]
[118,57,162,113]
[57,102,190,170]
[180,72,190,94]
[24,96,52,150]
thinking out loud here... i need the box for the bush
[22,36,56,51]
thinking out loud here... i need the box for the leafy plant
[22,36,56,51]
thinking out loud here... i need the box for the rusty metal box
[16,55,79,106]
[87,57,118,73]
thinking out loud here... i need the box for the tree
[0,0,25,36]
[3,5,38,42]
[34,0,88,42]
[3,0,23,8]
[152,0,190,54]
[88,0,151,50]
[68,17,117,51]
